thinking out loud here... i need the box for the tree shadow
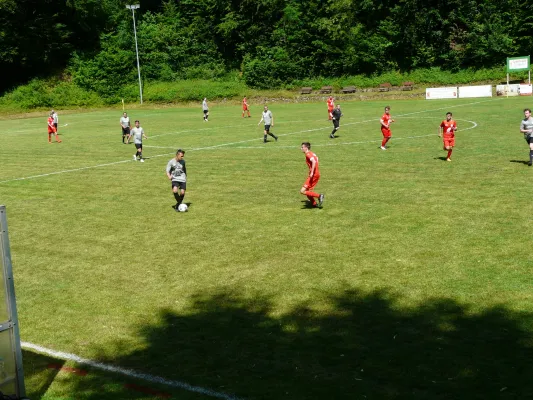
[22,350,65,399]
[41,288,533,399]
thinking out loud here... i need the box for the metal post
[127,5,143,104]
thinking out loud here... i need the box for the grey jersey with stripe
[130,127,144,144]
[166,158,187,182]
[521,117,533,137]
[262,110,273,125]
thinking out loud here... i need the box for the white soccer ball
[177,203,188,212]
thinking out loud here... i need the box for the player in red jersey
[300,142,324,208]
[242,96,251,118]
[47,112,62,143]
[380,106,395,150]
[439,112,457,161]
[327,96,334,120]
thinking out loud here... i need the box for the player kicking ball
[439,112,457,162]
[300,142,324,208]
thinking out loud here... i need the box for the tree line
[1,0,532,96]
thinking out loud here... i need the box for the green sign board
[507,56,530,72]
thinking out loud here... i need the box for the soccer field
[2,97,533,399]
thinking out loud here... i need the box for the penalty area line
[22,342,243,400]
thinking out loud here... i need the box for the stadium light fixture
[126,4,143,104]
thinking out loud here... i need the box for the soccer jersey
[202,100,208,111]
[327,98,334,110]
[381,113,391,129]
[332,108,342,120]
[242,98,248,110]
[262,110,273,125]
[440,119,457,137]
[305,151,320,176]
[120,116,130,128]
[166,158,187,182]
[47,116,55,133]
[130,127,144,144]
[52,112,58,124]
[521,117,533,137]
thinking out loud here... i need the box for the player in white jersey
[520,108,533,166]
[202,98,209,122]
[258,105,278,143]
[51,109,59,133]
[130,120,147,162]
[166,149,187,210]
[120,112,131,144]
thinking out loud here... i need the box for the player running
[130,120,147,162]
[47,112,61,143]
[520,108,533,166]
[258,106,278,143]
[439,112,458,162]
[242,96,251,118]
[166,149,187,211]
[120,112,131,144]
[300,142,324,208]
[330,104,343,139]
[202,98,209,122]
[380,106,395,150]
[327,96,334,120]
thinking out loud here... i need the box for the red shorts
[48,127,56,134]
[303,175,320,191]
[381,128,391,138]
[443,137,455,148]
[243,106,248,111]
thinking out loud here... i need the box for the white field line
[0,115,478,184]
[4,97,495,137]
[22,342,243,400]
[145,118,478,151]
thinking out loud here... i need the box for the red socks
[447,149,453,159]
[381,138,388,147]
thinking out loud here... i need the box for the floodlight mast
[126,4,143,104]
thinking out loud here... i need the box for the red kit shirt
[242,98,248,110]
[47,116,56,133]
[327,98,334,110]
[381,113,391,131]
[440,119,457,137]
[305,151,320,177]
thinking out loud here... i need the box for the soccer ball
[177,204,188,212]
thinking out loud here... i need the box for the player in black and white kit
[258,105,278,143]
[329,104,343,139]
[520,108,533,166]
[130,120,147,162]
[120,112,131,144]
[202,98,209,122]
[166,149,187,210]
[51,110,59,133]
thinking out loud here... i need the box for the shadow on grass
[65,289,533,399]
[22,350,65,399]
[509,159,529,165]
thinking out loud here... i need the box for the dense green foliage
[1,0,532,95]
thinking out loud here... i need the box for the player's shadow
[510,159,529,165]
[300,200,320,209]
[435,156,448,161]
[65,286,533,399]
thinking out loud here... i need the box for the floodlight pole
[126,4,143,104]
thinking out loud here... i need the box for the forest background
[1,0,532,109]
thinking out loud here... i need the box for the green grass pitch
[2,97,533,399]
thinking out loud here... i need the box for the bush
[243,47,303,89]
